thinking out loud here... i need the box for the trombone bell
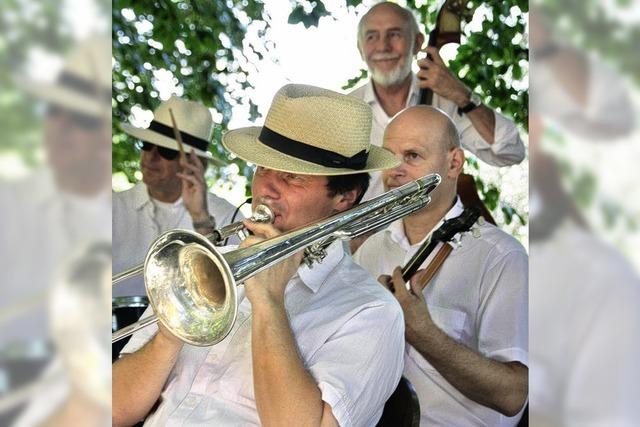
[144,230,237,346]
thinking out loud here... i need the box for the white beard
[369,51,413,87]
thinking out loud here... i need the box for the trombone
[112,173,441,346]
[112,204,274,286]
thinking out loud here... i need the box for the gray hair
[357,2,421,48]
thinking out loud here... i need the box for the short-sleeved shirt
[121,241,406,426]
[353,199,528,426]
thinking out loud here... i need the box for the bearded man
[350,2,525,200]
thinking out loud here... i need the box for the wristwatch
[457,92,482,115]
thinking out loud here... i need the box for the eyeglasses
[139,141,180,160]
[47,104,103,130]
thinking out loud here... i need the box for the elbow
[112,407,145,427]
[499,394,527,417]
[497,364,528,417]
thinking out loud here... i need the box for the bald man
[354,106,528,426]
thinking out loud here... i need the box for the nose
[253,168,282,201]
[144,144,161,161]
[379,34,393,52]
[385,155,407,179]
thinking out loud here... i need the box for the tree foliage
[112,0,268,183]
[0,0,76,164]
[112,0,529,227]
[316,0,529,226]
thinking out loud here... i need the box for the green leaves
[341,69,368,91]
[112,0,267,182]
[288,2,330,28]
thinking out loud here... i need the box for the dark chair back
[376,376,421,427]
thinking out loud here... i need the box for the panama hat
[21,36,111,118]
[121,96,221,163]
[222,84,399,175]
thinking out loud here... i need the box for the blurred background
[529,0,640,425]
[0,0,111,424]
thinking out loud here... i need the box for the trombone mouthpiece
[251,204,274,224]
[211,204,275,244]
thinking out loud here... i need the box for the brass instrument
[112,174,441,346]
[111,204,274,286]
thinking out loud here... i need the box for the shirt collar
[296,240,345,293]
[362,79,378,105]
[130,182,183,211]
[407,73,421,105]
[130,182,152,211]
[363,73,421,108]
[387,196,465,250]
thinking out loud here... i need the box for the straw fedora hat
[22,36,111,118]
[223,84,399,175]
[121,96,221,163]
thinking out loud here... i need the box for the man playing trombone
[112,84,406,426]
[354,106,528,426]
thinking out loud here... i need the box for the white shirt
[353,198,528,426]
[349,76,525,200]
[530,220,640,426]
[112,182,241,297]
[121,241,405,427]
[0,169,111,425]
[0,169,111,346]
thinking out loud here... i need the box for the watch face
[471,93,482,106]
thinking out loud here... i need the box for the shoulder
[471,222,526,257]
[454,222,527,274]
[347,82,368,99]
[113,182,144,210]
[206,192,241,223]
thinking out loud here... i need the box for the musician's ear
[331,188,359,213]
[413,32,425,54]
[448,147,465,179]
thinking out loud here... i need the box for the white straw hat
[222,84,399,175]
[22,36,111,117]
[121,96,221,163]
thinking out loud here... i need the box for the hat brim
[121,123,225,166]
[19,80,107,118]
[222,127,400,176]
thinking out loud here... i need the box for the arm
[112,326,183,426]
[417,47,525,165]
[178,149,216,235]
[380,267,528,417]
[417,47,495,143]
[241,221,338,427]
[251,298,338,427]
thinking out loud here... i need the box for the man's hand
[177,149,209,223]
[240,220,304,307]
[378,267,434,344]
[416,46,471,107]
